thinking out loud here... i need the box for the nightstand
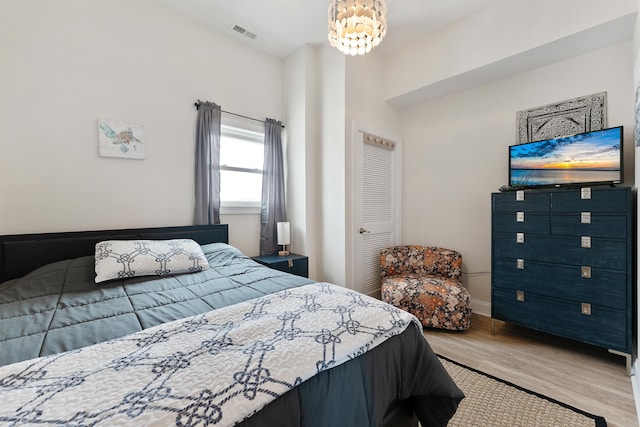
[252,253,308,278]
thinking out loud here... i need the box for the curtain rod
[194,102,284,129]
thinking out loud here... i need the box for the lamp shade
[277,222,290,246]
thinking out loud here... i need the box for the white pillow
[95,239,209,283]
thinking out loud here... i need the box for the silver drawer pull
[516,291,525,302]
[516,212,525,222]
[581,212,591,224]
[288,259,294,268]
[581,303,592,315]
[516,259,524,269]
[581,236,591,248]
[516,233,525,243]
[581,187,591,199]
[516,190,525,201]
[581,266,591,278]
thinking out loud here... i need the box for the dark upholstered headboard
[0,224,229,283]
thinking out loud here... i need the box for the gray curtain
[194,101,221,225]
[260,118,286,255]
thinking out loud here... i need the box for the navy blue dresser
[491,186,633,372]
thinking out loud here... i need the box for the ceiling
[156,0,499,58]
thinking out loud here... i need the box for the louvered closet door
[354,131,401,296]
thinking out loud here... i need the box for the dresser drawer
[492,258,627,310]
[492,289,629,352]
[551,187,629,213]
[492,213,549,234]
[550,214,627,238]
[492,191,550,213]
[492,233,627,270]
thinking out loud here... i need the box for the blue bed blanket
[0,243,313,367]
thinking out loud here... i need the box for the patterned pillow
[95,239,209,283]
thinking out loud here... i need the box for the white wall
[399,41,635,312]
[283,44,348,285]
[284,45,319,277]
[318,44,347,285]
[385,0,636,106]
[344,53,402,288]
[0,0,283,256]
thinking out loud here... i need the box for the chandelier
[328,0,387,56]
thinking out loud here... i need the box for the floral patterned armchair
[380,245,471,331]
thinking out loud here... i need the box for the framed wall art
[98,118,145,159]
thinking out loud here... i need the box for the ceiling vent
[232,25,257,40]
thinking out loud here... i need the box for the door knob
[359,227,370,234]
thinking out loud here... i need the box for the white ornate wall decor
[516,92,607,144]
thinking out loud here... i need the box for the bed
[0,224,463,426]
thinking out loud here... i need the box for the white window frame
[219,124,264,215]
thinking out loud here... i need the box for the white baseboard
[471,299,491,318]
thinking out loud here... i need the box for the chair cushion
[381,274,471,331]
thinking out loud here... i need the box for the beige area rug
[439,356,607,427]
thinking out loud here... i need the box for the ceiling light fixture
[328,0,387,56]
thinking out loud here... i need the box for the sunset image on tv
[509,127,622,187]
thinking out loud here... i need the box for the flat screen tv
[509,126,623,188]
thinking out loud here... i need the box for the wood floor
[422,314,638,427]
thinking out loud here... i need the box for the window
[219,125,264,213]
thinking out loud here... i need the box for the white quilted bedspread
[0,282,419,426]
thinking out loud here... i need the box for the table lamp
[277,222,290,256]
